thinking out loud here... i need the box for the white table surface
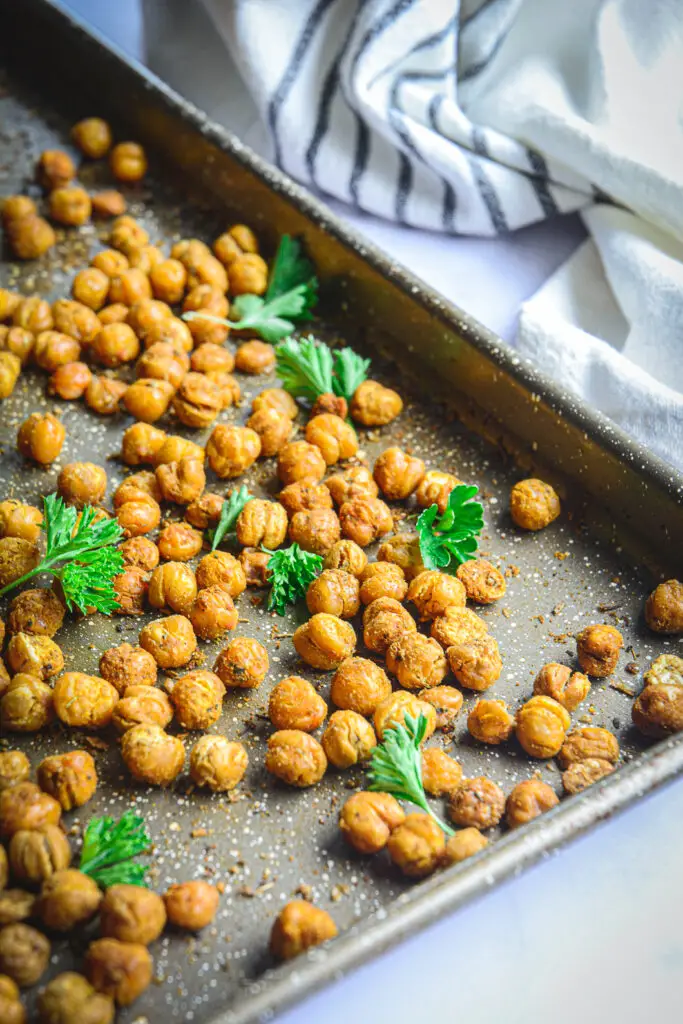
[56,2,683,1021]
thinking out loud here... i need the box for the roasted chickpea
[91,322,139,368]
[245,407,291,457]
[293,613,356,670]
[431,606,488,651]
[266,730,327,787]
[156,456,206,505]
[137,342,188,390]
[0,891,35,927]
[466,698,513,745]
[110,215,149,254]
[289,508,341,555]
[645,579,683,633]
[0,675,54,732]
[0,326,35,364]
[516,695,571,758]
[323,539,367,577]
[325,465,378,507]
[306,569,359,619]
[231,337,273,373]
[189,736,248,791]
[37,149,75,189]
[558,726,621,769]
[195,551,246,599]
[228,254,268,296]
[0,660,11,697]
[128,245,164,275]
[0,540,40,592]
[108,269,152,308]
[406,570,466,622]
[533,663,591,711]
[112,686,173,733]
[114,471,162,508]
[72,267,109,310]
[8,825,71,887]
[57,462,107,508]
[190,585,238,640]
[239,547,271,587]
[13,297,53,334]
[91,190,127,219]
[252,388,298,419]
[169,669,225,730]
[6,214,55,260]
[164,880,219,930]
[188,344,232,377]
[120,536,159,571]
[206,424,261,478]
[322,710,376,768]
[33,330,81,372]
[562,758,615,794]
[100,885,166,945]
[142,316,193,353]
[418,685,464,729]
[36,751,97,811]
[454,560,505,605]
[100,303,130,324]
[147,562,197,616]
[387,813,445,878]
[2,197,36,225]
[85,937,152,1007]
[6,634,63,680]
[645,653,683,688]
[99,643,157,694]
[213,637,269,690]
[176,239,228,293]
[39,869,102,931]
[349,379,403,426]
[52,673,118,729]
[510,478,560,530]
[112,565,149,615]
[386,632,447,691]
[0,922,50,987]
[0,782,61,838]
[139,615,196,669]
[330,657,392,716]
[51,298,100,345]
[339,791,405,854]
[373,447,424,500]
[123,378,174,423]
[270,900,337,960]
[37,972,113,1024]
[449,776,505,830]
[126,298,172,340]
[146,257,186,303]
[415,470,461,513]
[49,185,92,226]
[92,250,130,278]
[16,413,65,465]
[278,481,333,521]
[235,499,287,549]
[207,370,241,409]
[85,375,128,415]
[277,441,326,486]
[305,414,358,466]
[0,352,21,399]
[339,496,393,547]
[157,522,203,562]
[110,141,147,182]
[121,723,185,785]
[116,496,160,538]
[122,422,167,465]
[311,392,347,418]
[359,562,407,605]
[213,224,258,265]
[444,828,488,864]
[363,597,416,655]
[268,676,327,732]
[0,751,30,792]
[0,502,43,545]
[420,747,462,796]
[373,690,436,741]
[48,360,92,400]
[505,779,559,828]
[71,116,112,157]
[576,624,623,677]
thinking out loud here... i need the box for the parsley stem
[0,555,61,599]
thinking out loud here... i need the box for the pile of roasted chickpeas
[2,113,683,1019]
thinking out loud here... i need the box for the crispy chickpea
[16,413,65,465]
[252,388,298,419]
[576,624,623,677]
[359,562,407,605]
[189,343,233,376]
[289,508,341,554]
[176,241,229,293]
[140,615,196,668]
[339,496,393,548]
[431,607,488,651]
[185,308,229,350]
[418,685,464,729]
[269,676,327,732]
[169,670,225,730]
[277,441,326,486]
[114,471,162,507]
[323,539,367,577]
[7,589,63,638]
[246,407,292,457]
[72,267,109,311]
[120,536,159,571]
[645,579,683,633]
[510,478,560,530]
[91,190,127,219]
[449,776,505,830]
[143,316,193,353]
[7,214,55,260]
[206,424,262,478]
[387,813,445,878]
[109,215,149,254]
[13,296,53,334]
[92,250,129,278]
[156,456,206,504]
[349,379,403,426]
[373,690,436,741]
[406,570,466,621]
[415,470,461,513]
[339,791,405,854]
[311,392,347,418]
[330,657,392,716]
[228,254,268,296]
[444,828,488,864]
[164,880,219,930]
[373,447,425,500]
[36,751,97,811]
[305,414,358,466]
[190,586,238,640]
[306,569,359,619]
[516,695,571,758]
[6,634,63,680]
[9,825,71,887]
[234,338,275,373]
[121,723,185,785]
[100,302,129,323]
[2,197,36,225]
[38,972,113,1024]
[157,522,203,562]
[293,613,356,670]
[0,975,25,1024]
[0,675,54,732]
[99,643,157,694]
[48,360,92,400]
[456,559,505,605]
[0,353,21,399]
[195,551,246,599]
[52,673,118,729]
[116,496,160,538]
[562,758,615,794]
[0,659,10,696]
[148,562,196,616]
[421,747,463,796]
[0,540,40,591]
[37,149,75,189]
[126,298,172,340]
[57,461,107,508]
[325,465,378,507]
[0,891,36,927]
[0,922,50,987]
[33,330,81,372]
[266,730,327,787]
[386,632,447,691]
[190,736,248,792]
[122,422,167,465]
[0,502,43,545]
[0,327,34,364]
[49,185,92,226]
[110,141,147,182]
[108,269,152,307]
[213,224,258,265]
[505,779,559,828]
[137,342,188,390]
[236,499,287,549]
[51,298,100,345]
[533,663,590,711]
[645,653,683,688]
[112,686,173,734]
[363,597,416,655]
[0,783,61,838]
[91,323,139,367]
[213,637,269,690]
[270,900,337,960]
[279,480,333,519]
[39,869,102,931]
[0,751,30,792]
[185,491,223,530]
[322,710,376,768]
[112,565,149,614]
[129,245,164,275]
[123,378,173,423]
[100,885,166,945]
[559,726,621,768]
[72,116,112,157]
[468,698,515,745]
[207,370,241,409]
[85,937,152,1007]
[85,375,128,414]
[147,257,186,303]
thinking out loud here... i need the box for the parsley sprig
[0,493,123,614]
[368,713,454,835]
[416,484,484,572]
[275,336,370,404]
[79,810,151,888]
[209,485,253,551]
[264,542,323,616]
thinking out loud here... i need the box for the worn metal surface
[0,3,682,1023]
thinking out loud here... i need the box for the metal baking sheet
[1,3,683,1023]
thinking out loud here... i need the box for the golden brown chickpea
[0,675,54,732]
[0,658,11,696]
[108,269,152,308]
[234,547,273,585]
[185,492,223,531]
[0,326,34,364]
[212,226,255,266]
[121,422,167,466]
[147,257,186,303]
[421,747,463,796]
[634,686,683,737]
[36,751,97,811]
[39,869,102,932]
[13,297,53,334]
[172,373,222,428]
[0,352,21,399]
[112,686,173,734]
[406,570,466,621]
[6,214,55,260]
[277,440,326,486]
[92,249,130,278]
[576,624,623,677]
[510,478,560,530]
[373,690,437,741]
[415,469,461,513]
[289,508,341,555]
[110,141,147,182]
[2,197,36,225]
[386,632,448,691]
[212,638,268,691]
[505,779,559,828]
[16,413,65,465]
[645,579,683,633]
[164,880,219,930]
[122,378,173,423]
[189,735,248,792]
[143,316,193,353]
[112,565,149,615]
[6,634,63,680]
[113,470,162,507]
[330,657,392,716]
[52,673,118,729]
[48,360,92,400]
[91,323,139,368]
[139,614,196,669]
[0,751,30,792]
[339,496,393,548]
[363,596,416,655]
[137,342,188,390]
[176,241,229,293]
[516,695,571,758]
[305,414,358,466]
[269,676,327,732]
[0,891,36,928]
[37,149,75,189]
[38,972,113,1024]
[109,215,149,255]
[57,462,107,508]
[207,424,262,478]
[85,937,152,1007]
[9,825,71,887]
[278,480,333,519]
[270,900,337,960]
[156,456,206,505]
[245,407,291,457]
[373,447,425,500]
[183,280,228,318]
[349,379,403,426]
[91,190,127,219]
[0,540,40,592]
[49,185,92,226]
[72,268,109,310]
[322,710,376,768]
[195,551,246,599]
[126,298,172,339]
[100,885,166,945]
[293,613,356,670]
[71,116,112,157]
[533,663,590,711]
[33,330,81,372]
[311,392,348,419]
[558,726,621,768]
[455,560,505,605]
[189,343,233,376]
[100,302,130,323]
[120,536,159,571]
[323,538,368,577]
[121,723,185,786]
[228,254,268,296]
[467,698,514,745]
[169,669,225,730]
[207,370,241,410]
[7,589,63,638]
[190,585,238,640]
[306,569,360,619]
[51,298,100,345]
[324,466,377,508]
[0,975,26,1024]
[157,521,203,562]
[128,245,164,275]
[444,828,488,864]
[431,606,488,650]
[562,758,615,794]
[99,643,157,694]
[116,496,161,538]
[418,685,464,730]
[0,922,50,987]
[449,776,505,830]
[0,782,61,838]
[85,375,128,415]
[266,730,327,787]
[339,791,405,854]
[235,499,287,550]
[147,562,196,616]
[252,387,298,419]
[0,502,43,545]
[387,813,445,878]
[233,338,274,373]
[359,562,407,605]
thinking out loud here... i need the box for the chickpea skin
[339,791,405,854]
[576,624,623,677]
[387,813,445,878]
[449,777,505,830]
[322,710,376,768]
[349,380,403,426]
[266,730,327,787]
[190,736,248,792]
[645,580,683,633]
[110,141,148,182]
[467,699,515,745]
[17,413,65,465]
[0,502,43,545]
[38,870,102,931]
[164,880,219,930]
[57,461,107,507]
[52,673,119,729]
[325,465,378,507]
[324,539,367,577]
[510,478,560,530]
[6,634,63,680]
[421,748,463,796]
[99,643,157,695]
[557,726,620,768]
[418,685,464,730]
[289,508,341,554]
[444,828,488,864]
[339,497,393,548]
[0,782,61,837]
[293,613,356,670]
[269,676,327,732]
[506,779,559,828]
[120,536,159,571]
[36,751,97,811]
[277,441,326,486]
[270,901,337,960]
[385,633,448,691]
[305,414,358,465]
[121,724,185,786]
[99,885,167,945]
[85,938,152,1006]
[157,522,203,562]
[37,973,113,1024]
[516,695,571,758]
[373,690,436,741]
[214,637,269,690]
[562,758,615,794]
[139,615,197,669]
[235,499,287,549]
[306,569,360,619]
[363,597,416,655]
[330,657,392,716]
[207,424,261,478]
[0,675,54,733]
[533,663,591,711]
[169,670,225,730]
[190,585,238,640]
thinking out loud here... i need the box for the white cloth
[201,0,683,468]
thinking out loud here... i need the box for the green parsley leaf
[332,348,371,403]
[264,542,323,616]
[209,486,253,550]
[266,234,316,302]
[368,713,454,835]
[416,484,484,571]
[275,335,334,401]
[79,810,151,888]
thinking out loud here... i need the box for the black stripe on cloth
[349,119,371,206]
[395,153,413,222]
[459,25,509,82]
[367,9,460,90]
[461,0,508,27]
[427,93,459,230]
[525,149,559,217]
[267,0,338,168]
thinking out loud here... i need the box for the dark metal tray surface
[0,3,682,1023]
